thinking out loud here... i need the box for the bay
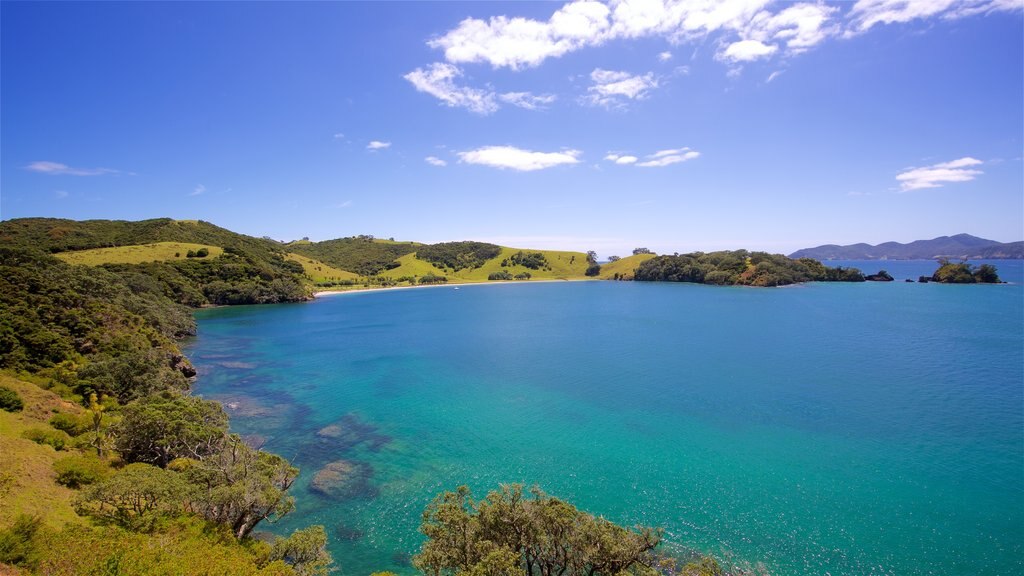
[187,260,1023,575]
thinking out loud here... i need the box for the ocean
[186,260,1023,575]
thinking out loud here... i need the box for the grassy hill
[287,236,420,276]
[598,254,656,280]
[381,246,591,282]
[55,242,224,265]
[283,253,360,283]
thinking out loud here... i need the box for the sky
[1,0,1022,257]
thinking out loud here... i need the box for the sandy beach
[313,278,590,298]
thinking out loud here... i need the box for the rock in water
[310,459,375,499]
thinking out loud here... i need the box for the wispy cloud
[658,51,673,62]
[896,157,984,191]
[458,146,581,171]
[604,153,638,165]
[367,140,391,150]
[848,0,1019,34]
[637,148,701,168]
[190,184,206,196]
[335,200,353,209]
[24,161,123,176]
[425,156,448,167]
[498,91,557,110]
[333,132,345,139]
[54,190,69,199]
[404,62,498,114]
[766,70,784,83]
[586,68,658,107]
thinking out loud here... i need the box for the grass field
[379,247,592,282]
[284,252,360,282]
[55,242,224,265]
[598,253,656,280]
[0,374,84,528]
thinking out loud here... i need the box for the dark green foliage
[506,251,548,270]
[187,250,197,258]
[289,236,418,276]
[865,270,894,281]
[633,248,653,255]
[608,255,621,262]
[76,349,190,403]
[417,241,502,271]
[54,454,110,488]
[415,485,662,576]
[514,272,532,280]
[21,427,71,450]
[420,273,448,284]
[635,251,864,287]
[930,259,1001,283]
[115,393,229,467]
[196,247,210,258]
[75,463,189,531]
[585,263,601,276]
[270,525,333,576]
[489,270,514,281]
[0,514,42,568]
[0,385,23,412]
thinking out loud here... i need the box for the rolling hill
[790,234,1024,260]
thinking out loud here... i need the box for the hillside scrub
[634,251,865,287]
[930,260,1001,283]
[416,241,502,271]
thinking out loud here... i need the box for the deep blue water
[187,260,1023,575]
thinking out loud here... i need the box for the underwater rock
[310,459,376,499]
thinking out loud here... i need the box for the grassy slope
[0,375,83,528]
[54,242,224,265]
[380,247,591,282]
[284,253,359,282]
[598,253,656,280]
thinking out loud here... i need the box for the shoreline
[313,278,592,298]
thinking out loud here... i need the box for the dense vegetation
[416,241,502,271]
[634,250,865,287]
[928,260,1001,283]
[502,250,549,270]
[288,235,419,276]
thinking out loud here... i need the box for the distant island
[790,234,1024,260]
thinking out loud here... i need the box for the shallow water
[188,260,1023,575]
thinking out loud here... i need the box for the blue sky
[2,1,1021,256]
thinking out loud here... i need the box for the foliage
[53,454,110,488]
[75,348,190,403]
[289,235,418,276]
[115,393,229,467]
[49,412,90,436]
[21,427,71,450]
[633,248,653,255]
[514,272,532,280]
[180,435,299,539]
[0,514,43,568]
[0,385,23,412]
[270,525,334,576]
[585,263,602,276]
[608,255,621,262]
[420,273,449,284]
[75,462,189,531]
[503,251,549,270]
[489,270,514,281]
[634,251,864,287]
[930,259,1001,283]
[417,241,503,271]
[415,485,662,576]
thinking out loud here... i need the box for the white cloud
[457,146,581,171]
[896,157,984,191]
[425,156,448,167]
[636,147,701,167]
[190,184,206,196]
[587,68,659,106]
[24,161,121,176]
[336,200,354,209]
[848,0,1019,33]
[333,132,345,139]
[721,39,778,61]
[658,51,673,61]
[404,62,499,114]
[499,91,557,110]
[604,153,638,165]
[766,70,784,82]
[367,140,392,150]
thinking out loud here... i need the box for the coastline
[313,278,591,298]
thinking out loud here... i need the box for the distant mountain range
[790,234,1024,260]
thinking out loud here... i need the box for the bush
[54,455,109,488]
[0,514,42,568]
[195,248,209,258]
[49,412,89,436]
[21,427,71,451]
[585,263,601,276]
[0,385,23,412]
[514,272,532,280]
[488,270,513,281]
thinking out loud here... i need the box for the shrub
[585,263,601,276]
[514,272,532,280]
[195,248,210,258]
[21,427,71,451]
[0,514,42,568]
[488,271,513,281]
[0,385,23,412]
[49,412,89,436]
[54,455,109,488]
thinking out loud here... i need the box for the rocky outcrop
[310,459,375,499]
[865,270,894,282]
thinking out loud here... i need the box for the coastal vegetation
[634,250,865,287]
[928,259,1001,283]
[416,241,503,271]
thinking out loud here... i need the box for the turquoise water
[187,260,1023,576]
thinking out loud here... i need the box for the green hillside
[55,242,224,265]
[380,246,591,282]
[599,253,657,280]
[287,236,420,276]
[284,253,360,283]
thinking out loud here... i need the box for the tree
[632,248,652,255]
[973,263,1000,283]
[415,485,662,576]
[585,263,601,277]
[270,525,334,576]
[114,393,228,467]
[586,251,598,264]
[608,256,621,262]
[75,463,188,531]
